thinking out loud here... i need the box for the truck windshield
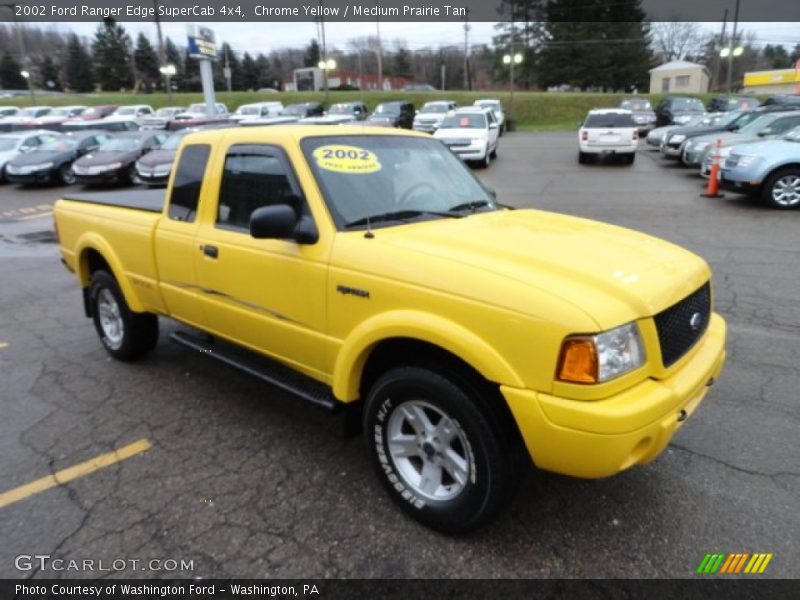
[301,135,497,230]
[421,104,450,113]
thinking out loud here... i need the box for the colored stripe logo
[697,553,773,574]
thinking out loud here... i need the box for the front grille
[654,282,711,367]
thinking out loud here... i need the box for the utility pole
[152,1,167,92]
[319,1,330,103]
[725,0,740,95]
[376,18,383,91]
[441,64,446,91]
[713,10,727,93]
[463,16,471,90]
[224,45,232,92]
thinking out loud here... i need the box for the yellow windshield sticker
[313,145,382,174]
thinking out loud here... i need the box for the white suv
[579,109,638,165]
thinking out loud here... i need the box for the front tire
[89,270,159,361]
[762,168,800,209]
[364,366,516,533]
[59,164,76,185]
[481,147,491,168]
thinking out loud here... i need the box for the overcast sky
[37,21,800,56]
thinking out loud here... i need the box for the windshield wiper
[448,200,494,213]
[344,209,461,229]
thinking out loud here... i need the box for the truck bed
[60,188,165,213]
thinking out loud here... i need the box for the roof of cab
[180,124,432,146]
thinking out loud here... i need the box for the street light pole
[725,0,740,94]
[503,52,522,132]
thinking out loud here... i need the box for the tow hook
[677,409,688,422]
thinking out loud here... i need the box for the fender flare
[332,310,524,402]
[75,233,146,313]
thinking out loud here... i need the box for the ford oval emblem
[689,312,703,331]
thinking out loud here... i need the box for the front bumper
[73,168,127,184]
[5,168,57,184]
[719,169,761,194]
[446,144,487,160]
[413,122,439,133]
[136,171,170,186]
[662,143,683,157]
[502,313,726,479]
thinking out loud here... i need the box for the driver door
[193,144,329,378]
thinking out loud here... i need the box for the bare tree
[651,22,710,62]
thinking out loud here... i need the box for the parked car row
[0,98,507,136]
[0,97,508,188]
[645,95,800,209]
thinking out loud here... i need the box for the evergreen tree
[762,45,790,69]
[164,37,185,92]
[790,43,800,66]
[255,53,276,89]
[64,34,94,92]
[134,33,160,92]
[241,52,259,90]
[538,0,651,91]
[39,56,62,91]
[92,18,133,91]
[215,43,242,90]
[304,39,321,67]
[0,53,26,89]
[393,48,413,78]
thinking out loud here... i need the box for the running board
[170,330,338,412]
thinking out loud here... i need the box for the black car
[707,95,760,113]
[62,119,140,133]
[4,131,111,185]
[655,96,707,126]
[366,101,415,128]
[326,101,369,121]
[281,102,324,118]
[71,131,167,185]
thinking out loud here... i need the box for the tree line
[1,0,799,94]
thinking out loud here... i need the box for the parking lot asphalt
[0,132,797,579]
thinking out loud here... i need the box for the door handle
[202,244,219,259]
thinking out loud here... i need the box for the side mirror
[250,203,318,244]
[19,146,35,153]
[758,128,772,137]
[484,187,497,199]
[489,123,499,130]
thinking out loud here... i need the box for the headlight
[106,162,122,170]
[557,322,646,384]
[669,134,686,144]
[693,141,710,152]
[31,162,53,170]
[735,155,759,168]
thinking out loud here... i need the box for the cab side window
[217,148,300,231]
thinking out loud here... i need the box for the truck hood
[336,209,709,329]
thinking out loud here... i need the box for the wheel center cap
[422,441,436,458]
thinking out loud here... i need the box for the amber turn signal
[557,337,598,383]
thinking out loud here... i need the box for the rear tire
[363,366,517,533]
[625,153,636,165]
[578,151,589,164]
[761,168,800,209]
[89,270,159,361]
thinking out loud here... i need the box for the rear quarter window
[168,144,211,223]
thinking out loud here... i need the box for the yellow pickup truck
[54,125,726,532]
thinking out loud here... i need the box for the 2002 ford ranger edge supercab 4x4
[54,125,726,532]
